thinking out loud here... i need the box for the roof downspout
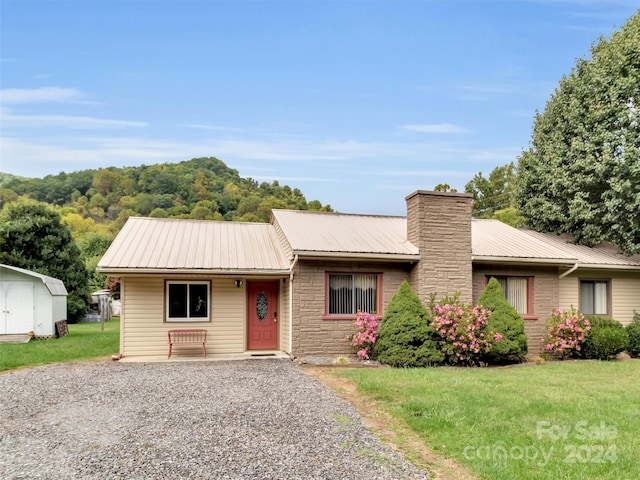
[559,262,579,279]
[288,254,299,355]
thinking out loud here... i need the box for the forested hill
[0,157,332,236]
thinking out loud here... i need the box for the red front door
[247,281,278,350]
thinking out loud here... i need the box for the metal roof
[271,210,419,260]
[97,217,291,274]
[472,219,578,264]
[98,214,640,275]
[521,230,640,268]
[1,264,68,296]
[472,219,640,269]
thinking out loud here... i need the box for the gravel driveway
[1,359,428,479]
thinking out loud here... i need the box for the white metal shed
[0,264,68,338]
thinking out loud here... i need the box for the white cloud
[0,136,190,176]
[1,111,147,129]
[401,123,469,134]
[0,87,85,104]
[0,129,523,198]
[183,124,248,133]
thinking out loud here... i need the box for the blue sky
[1,1,638,215]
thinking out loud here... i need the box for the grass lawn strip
[304,366,478,480]
[331,362,639,480]
[0,318,120,372]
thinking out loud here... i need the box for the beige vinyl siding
[121,276,247,357]
[279,279,291,353]
[209,279,245,353]
[121,276,165,357]
[558,276,579,313]
[559,270,640,325]
[611,276,640,325]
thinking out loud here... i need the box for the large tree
[516,11,640,255]
[465,162,516,217]
[0,202,91,322]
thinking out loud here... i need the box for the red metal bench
[168,329,207,358]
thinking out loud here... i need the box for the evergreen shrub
[626,313,640,358]
[373,281,444,367]
[581,316,629,360]
[477,277,528,363]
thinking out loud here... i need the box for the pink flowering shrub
[543,307,591,359]
[431,303,501,366]
[350,311,378,360]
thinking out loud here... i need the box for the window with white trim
[166,281,210,322]
[328,273,379,315]
[580,280,609,315]
[492,276,531,315]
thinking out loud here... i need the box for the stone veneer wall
[291,259,411,357]
[406,190,473,305]
[472,264,560,355]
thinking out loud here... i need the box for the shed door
[247,281,278,350]
[0,282,34,334]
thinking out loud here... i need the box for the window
[580,280,609,315]
[491,276,532,315]
[327,273,380,316]
[166,281,210,322]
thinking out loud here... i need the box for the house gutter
[288,254,299,355]
[96,268,292,276]
[559,262,579,279]
[293,251,420,262]
[472,256,576,266]
[575,263,640,271]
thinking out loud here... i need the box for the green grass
[0,318,120,372]
[338,362,640,480]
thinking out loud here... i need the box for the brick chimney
[406,190,473,305]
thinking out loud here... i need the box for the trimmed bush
[627,313,640,358]
[581,316,629,360]
[431,302,498,366]
[374,281,444,367]
[543,308,590,359]
[477,277,528,363]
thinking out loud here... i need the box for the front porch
[118,350,291,363]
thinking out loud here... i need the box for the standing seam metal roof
[520,230,640,266]
[97,217,290,272]
[472,219,577,261]
[98,214,640,273]
[271,210,419,256]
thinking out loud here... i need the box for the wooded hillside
[0,157,332,239]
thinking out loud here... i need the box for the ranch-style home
[97,190,640,359]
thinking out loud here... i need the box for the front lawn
[338,362,639,480]
[0,318,120,372]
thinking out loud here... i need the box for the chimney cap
[405,190,472,201]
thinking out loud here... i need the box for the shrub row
[544,309,640,360]
[353,282,640,367]
[360,279,528,367]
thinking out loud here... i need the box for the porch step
[0,334,32,344]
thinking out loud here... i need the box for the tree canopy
[0,202,91,323]
[464,162,527,227]
[515,11,640,255]
[465,162,516,216]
